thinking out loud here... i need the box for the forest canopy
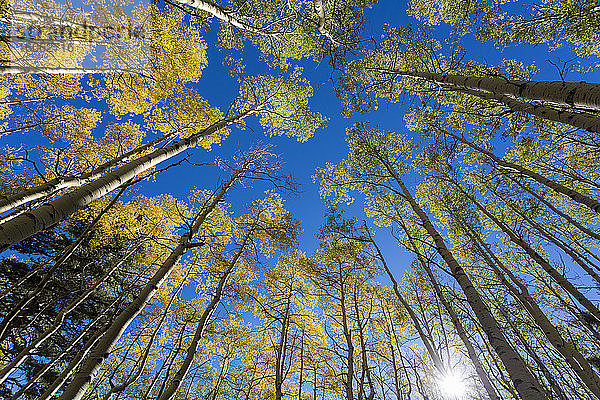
[1,0,600,399]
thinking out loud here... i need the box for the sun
[439,371,467,398]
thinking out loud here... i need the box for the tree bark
[393,217,501,400]
[0,113,246,251]
[399,71,600,111]
[0,131,173,216]
[380,157,548,400]
[155,230,252,400]
[57,170,240,400]
[464,222,600,400]
[459,183,600,324]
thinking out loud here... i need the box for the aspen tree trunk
[460,184,600,323]
[154,321,189,398]
[379,159,548,400]
[0,180,133,342]
[496,303,570,400]
[57,171,241,400]
[494,189,600,285]
[100,269,190,400]
[438,127,600,214]
[38,324,110,400]
[508,175,600,242]
[400,71,600,111]
[173,0,276,37]
[312,0,339,45]
[364,227,444,371]
[24,265,148,399]
[0,242,141,384]
[0,132,173,216]
[156,230,252,400]
[275,291,292,400]
[4,10,94,30]
[298,329,304,400]
[392,218,501,400]
[0,112,247,251]
[466,225,600,399]
[457,87,600,133]
[352,288,375,400]
[338,262,355,400]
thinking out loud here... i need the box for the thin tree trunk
[275,290,292,400]
[403,235,501,400]
[457,182,600,323]
[464,222,600,399]
[438,126,600,214]
[298,329,304,400]
[155,230,252,400]
[0,112,248,251]
[57,170,241,400]
[100,266,191,400]
[509,175,600,242]
[0,131,173,216]
[37,323,110,400]
[497,303,570,400]
[0,241,141,384]
[363,226,444,371]
[492,187,600,285]
[380,158,548,400]
[338,263,355,400]
[0,66,144,74]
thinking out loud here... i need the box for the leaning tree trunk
[380,158,548,400]
[0,112,248,252]
[493,187,600,285]
[399,71,600,111]
[57,171,241,400]
[173,0,276,38]
[364,227,444,372]
[459,184,600,324]
[0,66,143,74]
[465,224,600,400]
[0,242,141,384]
[439,127,600,214]
[508,175,600,242]
[458,87,600,133]
[0,131,173,216]
[155,230,251,400]
[390,218,501,400]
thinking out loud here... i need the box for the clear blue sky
[5,0,598,278]
[135,0,600,280]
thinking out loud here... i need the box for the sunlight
[439,371,467,398]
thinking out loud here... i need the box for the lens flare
[439,371,467,398]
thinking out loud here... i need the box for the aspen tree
[156,190,301,400]
[318,123,549,399]
[56,170,241,400]
[0,71,324,251]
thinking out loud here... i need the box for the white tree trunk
[57,171,241,400]
[405,71,600,111]
[155,230,250,400]
[0,114,244,251]
[381,159,548,400]
[0,132,173,216]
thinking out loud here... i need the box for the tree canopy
[1,0,600,399]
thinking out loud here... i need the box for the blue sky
[132,0,600,280]
[5,0,599,280]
